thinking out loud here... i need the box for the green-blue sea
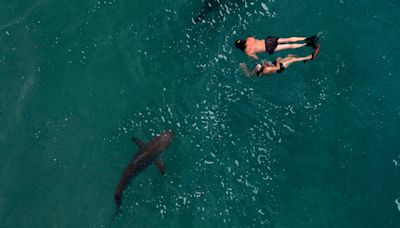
[1,0,400,227]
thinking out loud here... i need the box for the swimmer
[235,35,318,60]
[239,45,320,77]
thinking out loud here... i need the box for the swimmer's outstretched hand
[239,63,252,77]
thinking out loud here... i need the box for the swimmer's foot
[303,56,312,63]
[303,45,320,63]
[311,44,320,59]
[305,35,318,49]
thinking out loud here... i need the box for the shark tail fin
[111,207,122,223]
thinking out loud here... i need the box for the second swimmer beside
[239,45,320,77]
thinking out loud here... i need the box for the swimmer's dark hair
[235,39,246,51]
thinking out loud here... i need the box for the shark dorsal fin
[131,137,145,148]
[154,159,166,176]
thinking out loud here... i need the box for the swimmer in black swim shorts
[235,35,318,60]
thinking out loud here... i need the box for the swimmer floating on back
[239,46,320,77]
[235,35,318,60]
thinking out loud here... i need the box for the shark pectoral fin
[131,137,145,148]
[154,159,166,176]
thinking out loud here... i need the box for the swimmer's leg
[277,37,307,43]
[304,45,320,63]
[281,55,313,68]
[274,43,306,52]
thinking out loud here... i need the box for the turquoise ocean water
[1,0,400,227]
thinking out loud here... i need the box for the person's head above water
[235,39,246,51]
[254,63,263,76]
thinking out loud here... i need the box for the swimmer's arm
[262,60,273,66]
[239,63,255,77]
[267,59,281,72]
[248,53,259,60]
[275,58,282,67]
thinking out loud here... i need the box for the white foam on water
[283,124,295,133]
[395,199,400,212]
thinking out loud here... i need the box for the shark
[113,131,174,210]
[192,0,245,23]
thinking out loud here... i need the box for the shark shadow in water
[192,0,245,24]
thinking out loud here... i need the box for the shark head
[157,130,174,150]
[150,130,174,153]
